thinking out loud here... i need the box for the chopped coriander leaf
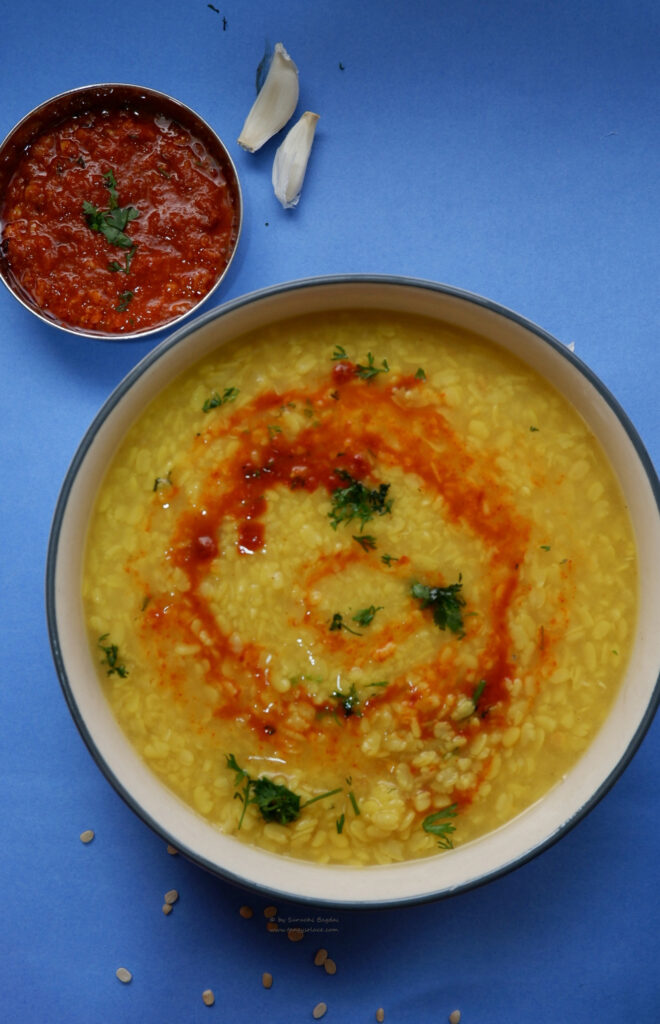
[329,470,393,531]
[381,553,400,566]
[347,789,360,816]
[472,678,487,706]
[355,352,389,381]
[108,247,136,274]
[251,776,301,824]
[202,386,239,412]
[540,544,551,551]
[329,612,362,636]
[153,471,172,491]
[336,813,345,833]
[225,754,340,828]
[97,634,128,677]
[332,683,362,717]
[115,290,133,313]
[331,344,347,360]
[415,367,426,380]
[529,426,540,432]
[267,424,282,436]
[103,168,119,207]
[411,578,466,636]
[352,605,383,627]
[422,803,457,849]
[366,680,388,688]
[353,534,377,552]
[83,197,139,249]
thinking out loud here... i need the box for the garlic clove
[272,111,320,209]
[238,43,299,153]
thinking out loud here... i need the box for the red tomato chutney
[0,106,239,334]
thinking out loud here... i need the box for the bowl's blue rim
[45,273,660,909]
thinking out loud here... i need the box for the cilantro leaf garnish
[202,387,240,412]
[115,290,133,313]
[328,470,392,532]
[381,553,399,566]
[329,612,362,636]
[352,605,383,627]
[422,803,457,849]
[83,169,140,286]
[411,578,466,636]
[353,534,377,552]
[83,199,139,249]
[97,634,128,677]
[108,248,136,274]
[331,683,362,718]
[355,352,389,381]
[225,755,341,828]
[472,678,487,707]
[153,471,172,492]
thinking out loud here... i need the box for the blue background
[1,1,659,1021]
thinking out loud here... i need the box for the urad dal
[82,311,637,865]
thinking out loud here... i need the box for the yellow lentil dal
[83,311,637,865]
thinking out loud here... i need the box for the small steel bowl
[0,83,242,340]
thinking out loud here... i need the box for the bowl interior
[47,276,660,906]
[0,83,242,339]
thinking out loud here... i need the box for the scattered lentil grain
[376,1010,385,1022]
[262,972,273,989]
[115,967,132,984]
[288,927,304,942]
[314,948,328,966]
[162,903,173,916]
[202,989,215,1006]
[166,844,179,856]
[266,921,279,933]
[164,889,179,905]
[449,1012,461,1024]
[313,1002,328,1020]
[239,905,254,919]
[79,829,95,844]
[324,958,337,975]
[264,905,277,918]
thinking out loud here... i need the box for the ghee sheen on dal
[83,312,637,865]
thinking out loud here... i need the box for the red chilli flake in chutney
[137,357,552,820]
[0,107,238,333]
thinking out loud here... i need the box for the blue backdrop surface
[1,1,658,1021]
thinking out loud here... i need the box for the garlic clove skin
[272,111,320,209]
[238,43,299,153]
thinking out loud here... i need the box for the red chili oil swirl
[136,363,561,815]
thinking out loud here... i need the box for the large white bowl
[46,275,660,906]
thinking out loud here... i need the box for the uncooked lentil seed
[376,1010,385,1022]
[79,829,95,844]
[262,972,273,989]
[324,957,337,975]
[162,903,173,915]
[314,948,328,966]
[449,1011,461,1024]
[164,889,179,905]
[313,1003,327,1020]
[115,967,132,984]
[202,989,215,1006]
[264,905,277,918]
[288,927,304,942]
[166,844,179,855]
[266,921,279,933]
[239,905,254,919]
